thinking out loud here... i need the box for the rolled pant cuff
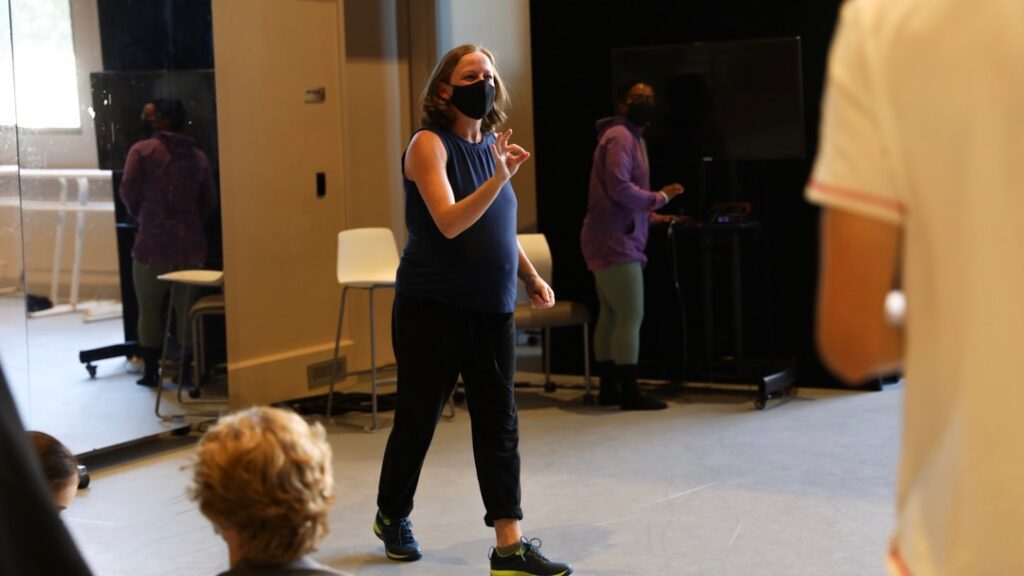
[484,508,524,527]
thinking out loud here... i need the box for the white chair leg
[327,288,348,418]
[195,311,205,388]
[174,285,194,403]
[154,284,177,418]
[369,287,378,432]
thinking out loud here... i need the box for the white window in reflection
[7,0,80,130]
[0,2,15,127]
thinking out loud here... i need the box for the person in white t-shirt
[807,0,1024,574]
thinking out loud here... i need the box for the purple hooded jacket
[119,131,218,266]
[580,116,666,271]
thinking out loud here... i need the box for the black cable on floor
[666,222,689,384]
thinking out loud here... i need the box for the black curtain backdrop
[97,0,214,71]
[529,0,850,387]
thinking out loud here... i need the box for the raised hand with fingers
[491,128,531,183]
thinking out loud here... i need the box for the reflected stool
[153,269,224,419]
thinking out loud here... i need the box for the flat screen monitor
[90,70,218,171]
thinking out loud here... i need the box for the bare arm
[405,129,530,239]
[816,207,904,383]
[517,242,554,309]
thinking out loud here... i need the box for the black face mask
[140,118,154,138]
[625,101,655,127]
[446,79,495,120]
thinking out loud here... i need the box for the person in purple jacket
[580,81,684,410]
[119,99,218,387]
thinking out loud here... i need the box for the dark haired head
[28,431,78,496]
[151,99,187,131]
[614,80,650,107]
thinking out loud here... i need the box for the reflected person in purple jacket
[119,99,218,387]
[580,82,683,410]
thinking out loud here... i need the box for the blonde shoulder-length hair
[420,44,510,132]
[189,406,334,566]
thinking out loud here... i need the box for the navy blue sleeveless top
[396,126,519,313]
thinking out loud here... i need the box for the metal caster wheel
[170,425,192,437]
[582,394,596,406]
[86,363,97,378]
[76,465,90,489]
[754,398,767,410]
[188,387,201,399]
[544,382,557,393]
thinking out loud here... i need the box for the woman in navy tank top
[372,45,573,576]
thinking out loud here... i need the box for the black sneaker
[489,538,573,576]
[373,510,422,562]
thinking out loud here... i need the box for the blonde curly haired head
[190,407,334,565]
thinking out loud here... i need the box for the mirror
[0,0,29,423]
[7,0,221,453]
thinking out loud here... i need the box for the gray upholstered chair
[515,234,593,402]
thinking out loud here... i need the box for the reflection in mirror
[10,0,222,453]
[0,0,29,420]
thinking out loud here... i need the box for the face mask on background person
[446,79,495,120]
[625,101,655,127]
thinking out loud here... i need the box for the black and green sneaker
[373,510,422,562]
[489,538,572,576]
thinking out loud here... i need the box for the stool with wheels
[153,269,225,420]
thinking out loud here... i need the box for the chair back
[516,233,553,301]
[337,228,400,286]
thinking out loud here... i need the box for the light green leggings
[593,261,644,365]
[132,259,194,349]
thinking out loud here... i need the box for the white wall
[437,0,537,232]
[341,0,408,235]
[214,0,351,407]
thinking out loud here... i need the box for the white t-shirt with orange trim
[807,0,1024,574]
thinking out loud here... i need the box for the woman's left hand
[491,129,531,183]
[525,274,555,309]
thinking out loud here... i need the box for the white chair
[153,269,225,419]
[515,234,593,401]
[328,228,400,431]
